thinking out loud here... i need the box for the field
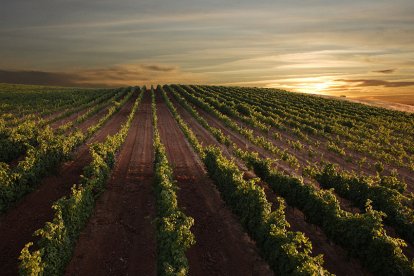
[1,83,414,275]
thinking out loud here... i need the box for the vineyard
[1,82,414,275]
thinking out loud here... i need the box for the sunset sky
[1,0,413,99]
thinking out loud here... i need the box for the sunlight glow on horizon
[0,0,413,103]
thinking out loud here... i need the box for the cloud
[0,1,413,100]
[335,79,414,87]
[0,69,87,87]
[140,64,177,72]
[0,64,206,88]
[373,69,396,74]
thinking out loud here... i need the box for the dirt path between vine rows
[77,104,111,133]
[49,107,89,129]
[168,90,368,275]
[155,91,273,275]
[0,93,137,276]
[66,91,157,275]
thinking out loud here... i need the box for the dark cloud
[140,64,177,72]
[336,79,414,88]
[0,64,202,87]
[0,69,90,87]
[0,68,144,87]
[373,69,396,74]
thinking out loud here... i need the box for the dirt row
[0,93,137,275]
[49,108,89,130]
[65,91,157,275]
[167,91,369,275]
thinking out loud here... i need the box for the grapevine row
[310,164,414,244]
[151,87,195,275]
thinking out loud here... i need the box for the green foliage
[327,141,346,156]
[375,161,385,173]
[380,170,407,193]
[236,103,251,116]
[0,119,42,163]
[315,164,414,245]
[203,147,329,275]
[241,152,414,275]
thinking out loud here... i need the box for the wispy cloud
[372,69,396,74]
[335,79,414,88]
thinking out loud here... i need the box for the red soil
[49,108,89,129]
[77,105,110,133]
[65,91,157,275]
[0,94,136,275]
[156,91,273,275]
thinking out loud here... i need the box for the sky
[0,0,413,99]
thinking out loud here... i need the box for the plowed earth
[65,92,157,275]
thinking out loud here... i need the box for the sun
[281,77,334,95]
[313,82,330,92]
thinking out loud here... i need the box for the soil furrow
[65,91,157,275]
[49,108,89,129]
